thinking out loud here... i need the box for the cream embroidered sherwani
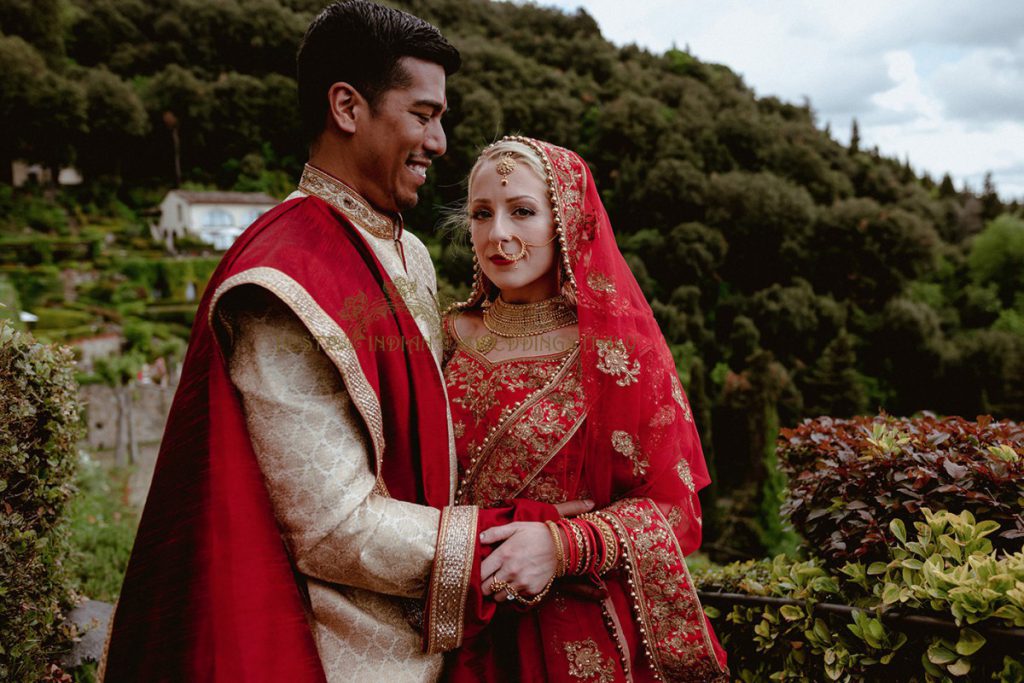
[211,166,467,682]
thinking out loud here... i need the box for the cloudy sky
[538,0,1024,199]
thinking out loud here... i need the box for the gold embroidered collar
[298,164,400,241]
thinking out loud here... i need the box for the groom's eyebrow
[414,99,447,115]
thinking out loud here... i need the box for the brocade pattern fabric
[223,295,443,682]
[211,179,461,682]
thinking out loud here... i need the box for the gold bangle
[592,515,620,574]
[545,520,566,577]
[514,574,555,607]
[570,521,589,575]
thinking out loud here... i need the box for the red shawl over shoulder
[103,196,451,681]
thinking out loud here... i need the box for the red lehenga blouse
[438,133,727,683]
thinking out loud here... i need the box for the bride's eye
[470,209,492,220]
[512,207,536,217]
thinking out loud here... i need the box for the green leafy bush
[779,415,1024,567]
[66,458,137,603]
[696,510,1024,682]
[0,324,84,681]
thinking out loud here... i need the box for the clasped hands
[479,499,593,604]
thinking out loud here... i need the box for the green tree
[141,64,209,185]
[0,35,85,183]
[801,329,868,417]
[0,0,66,63]
[77,67,150,180]
[705,171,816,292]
[968,214,1024,307]
[810,198,940,307]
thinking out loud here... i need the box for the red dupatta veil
[451,136,727,680]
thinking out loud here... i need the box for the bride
[441,136,729,682]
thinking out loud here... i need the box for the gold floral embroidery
[446,342,586,506]
[452,421,466,439]
[461,357,586,505]
[586,271,616,293]
[671,376,693,422]
[649,404,677,428]
[335,290,392,343]
[611,430,649,476]
[595,339,641,387]
[524,474,568,504]
[563,638,615,683]
[676,459,696,492]
[447,352,558,426]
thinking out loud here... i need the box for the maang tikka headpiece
[496,152,517,186]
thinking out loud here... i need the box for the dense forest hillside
[2,0,1022,556]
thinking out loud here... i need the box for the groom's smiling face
[354,57,448,213]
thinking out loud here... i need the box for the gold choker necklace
[482,295,577,339]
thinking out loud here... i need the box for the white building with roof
[156,190,279,250]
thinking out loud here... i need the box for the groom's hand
[479,499,594,600]
[551,499,595,517]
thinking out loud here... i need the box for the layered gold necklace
[480,295,577,351]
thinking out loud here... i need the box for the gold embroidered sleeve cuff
[424,505,479,654]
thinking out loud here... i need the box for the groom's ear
[326,82,362,135]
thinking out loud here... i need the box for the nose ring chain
[495,234,557,269]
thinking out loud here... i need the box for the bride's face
[469,157,559,303]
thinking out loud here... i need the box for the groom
[102,2,581,681]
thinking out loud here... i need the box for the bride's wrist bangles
[545,520,566,578]
[554,515,621,577]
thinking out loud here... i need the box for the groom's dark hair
[297,0,461,146]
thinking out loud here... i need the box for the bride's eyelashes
[470,206,538,222]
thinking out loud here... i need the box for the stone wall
[80,382,176,506]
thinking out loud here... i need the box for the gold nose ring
[496,235,529,263]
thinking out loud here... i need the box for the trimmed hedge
[1,265,63,310]
[696,510,1024,682]
[0,323,84,681]
[779,415,1024,568]
[33,307,97,330]
[0,234,104,266]
[112,256,221,302]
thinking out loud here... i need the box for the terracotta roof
[171,190,279,205]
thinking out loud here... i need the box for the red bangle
[556,519,579,575]
[582,521,600,574]
[587,520,607,574]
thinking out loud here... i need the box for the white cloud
[532,0,1024,199]
[930,40,1024,123]
[870,51,942,122]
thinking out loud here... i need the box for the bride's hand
[479,499,593,601]
[480,521,555,600]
